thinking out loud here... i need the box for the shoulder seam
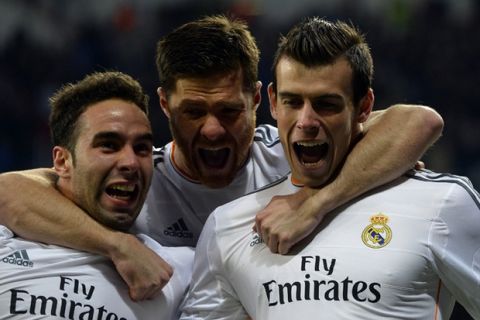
[407,171,480,209]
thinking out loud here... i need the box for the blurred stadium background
[0,1,478,317]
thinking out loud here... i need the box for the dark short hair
[272,17,373,105]
[156,15,259,95]
[49,71,149,154]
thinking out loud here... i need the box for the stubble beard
[169,117,256,189]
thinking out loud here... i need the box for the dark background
[0,1,477,318]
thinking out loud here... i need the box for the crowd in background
[0,0,478,189]
[0,1,478,319]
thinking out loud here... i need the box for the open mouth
[105,183,139,202]
[198,147,230,168]
[293,141,329,167]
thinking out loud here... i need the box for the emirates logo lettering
[8,276,129,319]
[262,255,381,306]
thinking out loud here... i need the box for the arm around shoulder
[0,168,58,229]
[254,103,444,255]
[367,104,444,156]
[0,168,173,300]
[0,167,123,255]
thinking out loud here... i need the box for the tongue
[200,148,229,168]
[299,144,327,163]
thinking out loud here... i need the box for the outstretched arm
[255,104,443,254]
[0,168,173,301]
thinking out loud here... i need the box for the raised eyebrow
[278,92,343,101]
[177,99,206,109]
[92,131,153,143]
[278,92,301,99]
[312,94,344,102]
[136,133,154,144]
[92,131,122,142]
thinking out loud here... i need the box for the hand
[415,160,425,170]
[254,189,324,255]
[110,233,173,301]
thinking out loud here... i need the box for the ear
[267,82,278,121]
[157,87,171,119]
[52,146,73,179]
[252,81,262,112]
[357,88,374,123]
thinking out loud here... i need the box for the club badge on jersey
[361,213,392,249]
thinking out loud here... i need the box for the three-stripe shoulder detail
[254,124,281,147]
[153,146,166,168]
[407,170,480,208]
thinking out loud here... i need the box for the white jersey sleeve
[180,213,248,320]
[424,174,480,317]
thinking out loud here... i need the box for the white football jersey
[0,227,194,320]
[131,125,290,246]
[181,170,480,319]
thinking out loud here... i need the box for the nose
[297,103,320,133]
[200,114,226,141]
[118,145,140,173]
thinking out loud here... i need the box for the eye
[281,98,303,108]
[312,101,342,113]
[221,107,242,117]
[134,141,153,156]
[97,140,120,152]
[183,107,205,119]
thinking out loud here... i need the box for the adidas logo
[1,249,34,268]
[163,218,193,238]
[249,233,264,247]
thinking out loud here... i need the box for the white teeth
[296,141,323,147]
[202,147,225,151]
[302,161,322,167]
[110,184,135,192]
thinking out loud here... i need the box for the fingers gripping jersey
[131,125,289,246]
[0,229,194,320]
[181,170,480,319]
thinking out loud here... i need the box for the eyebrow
[177,99,246,110]
[278,92,344,101]
[92,131,153,143]
[177,99,205,108]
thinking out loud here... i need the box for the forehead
[276,57,353,98]
[78,99,151,136]
[169,70,251,106]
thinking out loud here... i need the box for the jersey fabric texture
[131,124,290,247]
[181,170,480,320]
[0,227,194,320]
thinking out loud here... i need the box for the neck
[171,141,198,181]
[55,178,76,205]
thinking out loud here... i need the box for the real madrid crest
[361,213,392,249]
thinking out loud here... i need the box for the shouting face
[269,57,372,187]
[54,99,153,230]
[160,69,261,188]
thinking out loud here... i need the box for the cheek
[276,111,296,138]
[330,120,353,156]
[170,115,199,141]
[142,159,154,176]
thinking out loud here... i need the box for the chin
[110,219,134,231]
[199,175,235,189]
[294,170,330,188]
[201,179,232,189]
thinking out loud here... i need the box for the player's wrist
[103,231,138,261]
[304,184,342,221]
